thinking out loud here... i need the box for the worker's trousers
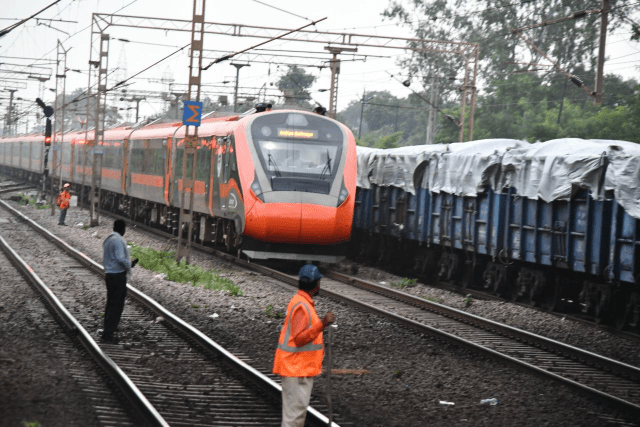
[58,208,67,225]
[281,376,314,427]
[103,271,128,338]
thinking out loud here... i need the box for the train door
[124,138,131,195]
[164,137,172,204]
[210,136,225,211]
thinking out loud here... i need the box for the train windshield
[251,112,344,194]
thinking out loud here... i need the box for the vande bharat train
[0,110,357,262]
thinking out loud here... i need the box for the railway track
[62,197,640,419]
[430,273,640,344]
[0,239,140,426]
[5,179,640,420]
[318,269,640,417]
[0,199,338,427]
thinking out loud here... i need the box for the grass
[128,243,243,297]
[423,296,443,304]
[464,294,474,307]
[19,193,49,210]
[390,277,417,289]
[23,423,41,427]
[266,304,285,319]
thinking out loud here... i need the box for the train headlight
[251,176,265,202]
[337,179,349,207]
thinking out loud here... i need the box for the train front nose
[245,201,302,243]
[244,195,350,245]
[300,202,351,244]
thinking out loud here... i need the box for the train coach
[353,138,640,330]
[0,109,357,262]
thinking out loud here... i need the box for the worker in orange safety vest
[56,183,71,226]
[273,264,335,427]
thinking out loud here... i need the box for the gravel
[0,242,115,427]
[4,198,638,426]
[333,261,640,369]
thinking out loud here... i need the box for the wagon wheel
[490,266,506,295]
[224,221,235,253]
[543,276,563,312]
[511,271,523,303]
[614,290,630,331]
[436,254,450,282]
[528,273,545,307]
[628,293,640,330]
[594,287,611,325]
[460,261,476,289]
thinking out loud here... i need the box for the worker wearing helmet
[273,264,335,427]
[56,183,71,226]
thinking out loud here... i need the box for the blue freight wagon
[353,138,640,330]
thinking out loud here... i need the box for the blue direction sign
[182,101,203,127]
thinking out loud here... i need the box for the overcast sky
[1,0,638,126]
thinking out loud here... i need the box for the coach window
[174,145,193,179]
[222,137,232,183]
[130,140,144,173]
[144,139,165,175]
[196,138,211,181]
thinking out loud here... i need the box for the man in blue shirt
[101,220,138,342]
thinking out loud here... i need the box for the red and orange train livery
[0,110,357,262]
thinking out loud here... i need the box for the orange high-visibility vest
[57,190,70,210]
[273,293,324,377]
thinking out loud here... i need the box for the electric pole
[358,90,366,139]
[5,89,17,135]
[325,46,357,119]
[426,74,438,145]
[231,63,250,112]
[594,0,609,105]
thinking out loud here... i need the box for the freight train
[0,109,357,262]
[353,138,640,330]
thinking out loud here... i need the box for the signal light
[44,118,52,146]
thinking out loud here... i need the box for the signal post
[175,0,206,265]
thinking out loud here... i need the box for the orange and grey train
[0,110,357,262]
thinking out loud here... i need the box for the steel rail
[324,270,640,381]
[0,199,339,427]
[5,178,640,416]
[320,270,640,417]
[0,235,168,427]
[0,184,34,194]
[80,204,640,417]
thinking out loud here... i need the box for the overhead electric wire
[202,17,327,70]
[0,0,62,38]
[387,71,459,126]
[249,0,312,22]
[110,44,190,90]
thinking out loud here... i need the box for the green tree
[276,65,317,107]
[384,0,638,87]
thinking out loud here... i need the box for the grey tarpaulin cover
[371,144,449,195]
[356,145,447,194]
[356,138,640,219]
[356,146,382,189]
[499,138,618,202]
[429,139,524,196]
[600,139,640,220]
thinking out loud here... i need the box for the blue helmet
[299,264,323,282]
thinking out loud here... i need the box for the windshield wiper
[319,150,332,180]
[268,153,282,177]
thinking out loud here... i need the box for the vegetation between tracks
[391,277,417,289]
[18,193,49,210]
[128,243,243,296]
